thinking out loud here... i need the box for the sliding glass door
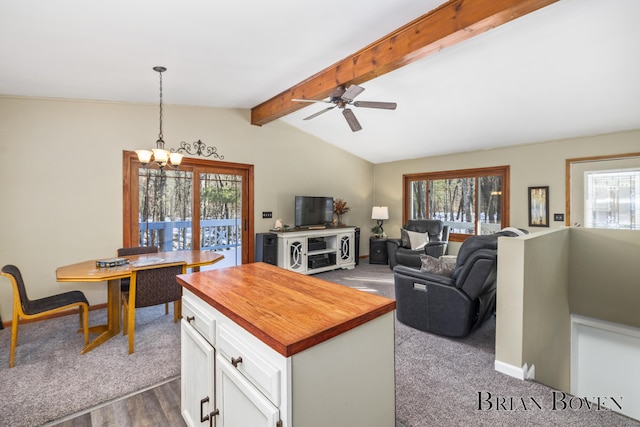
[123,151,254,267]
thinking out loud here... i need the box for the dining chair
[122,261,186,354]
[116,246,159,294]
[0,264,89,368]
[116,246,167,313]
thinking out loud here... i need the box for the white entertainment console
[275,226,356,274]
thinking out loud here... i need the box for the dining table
[56,250,224,353]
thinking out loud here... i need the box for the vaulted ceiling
[1,0,639,164]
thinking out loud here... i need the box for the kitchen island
[177,262,396,427]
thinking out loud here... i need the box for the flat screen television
[294,196,333,227]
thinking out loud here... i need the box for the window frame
[402,165,510,242]
[565,152,640,227]
[122,150,255,262]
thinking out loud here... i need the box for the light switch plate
[554,213,564,221]
[262,211,273,219]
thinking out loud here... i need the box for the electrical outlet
[553,213,564,221]
[262,211,273,219]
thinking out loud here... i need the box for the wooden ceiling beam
[250,0,557,126]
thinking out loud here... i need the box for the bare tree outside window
[139,169,193,251]
[403,166,510,241]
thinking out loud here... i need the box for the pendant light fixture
[136,66,183,169]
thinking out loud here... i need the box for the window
[123,151,254,265]
[403,166,510,242]
[566,152,640,228]
[584,168,639,230]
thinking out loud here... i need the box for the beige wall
[372,129,640,251]
[0,96,374,319]
[496,229,572,391]
[570,228,640,328]
[496,228,640,393]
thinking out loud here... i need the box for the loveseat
[386,219,449,269]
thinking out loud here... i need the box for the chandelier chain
[137,65,225,169]
[157,69,164,146]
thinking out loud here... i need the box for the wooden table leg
[81,278,122,354]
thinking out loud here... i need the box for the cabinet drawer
[217,324,281,406]
[182,293,216,346]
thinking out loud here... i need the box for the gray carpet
[0,305,180,427]
[317,262,640,427]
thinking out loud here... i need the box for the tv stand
[276,227,356,274]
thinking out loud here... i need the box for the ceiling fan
[292,84,397,132]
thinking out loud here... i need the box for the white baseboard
[494,360,535,380]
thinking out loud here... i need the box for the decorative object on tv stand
[333,198,351,225]
[135,66,224,170]
[371,206,389,237]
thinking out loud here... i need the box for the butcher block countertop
[176,262,396,358]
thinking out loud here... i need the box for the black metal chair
[122,261,186,354]
[1,264,89,368]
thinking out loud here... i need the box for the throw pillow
[406,229,428,250]
[420,254,455,277]
[400,228,411,248]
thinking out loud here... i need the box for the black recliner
[393,233,501,338]
[387,220,449,269]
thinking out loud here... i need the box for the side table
[369,237,388,265]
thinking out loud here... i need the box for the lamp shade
[371,206,389,220]
[135,149,153,164]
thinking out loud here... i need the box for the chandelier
[136,66,184,169]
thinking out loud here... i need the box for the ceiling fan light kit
[292,84,397,132]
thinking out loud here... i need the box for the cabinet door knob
[186,316,195,323]
[231,356,243,367]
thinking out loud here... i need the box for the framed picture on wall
[528,186,549,227]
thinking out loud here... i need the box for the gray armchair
[387,220,449,269]
[393,234,500,338]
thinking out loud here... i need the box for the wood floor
[49,378,186,427]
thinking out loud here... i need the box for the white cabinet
[279,236,306,274]
[181,294,218,427]
[336,232,355,266]
[276,227,356,274]
[216,354,280,427]
[181,291,282,427]
[180,270,396,427]
[181,320,216,427]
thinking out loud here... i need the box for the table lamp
[371,206,389,235]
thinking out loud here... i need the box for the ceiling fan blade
[292,98,332,104]
[341,84,365,103]
[303,105,336,120]
[330,86,347,98]
[353,100,397,110]
[342,108,362,132]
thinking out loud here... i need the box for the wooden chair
[116,246,159,295]
[117,246,168,314]
[122,261,186,354]
[1,264,89,368]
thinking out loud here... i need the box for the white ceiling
[1,0,639,164]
